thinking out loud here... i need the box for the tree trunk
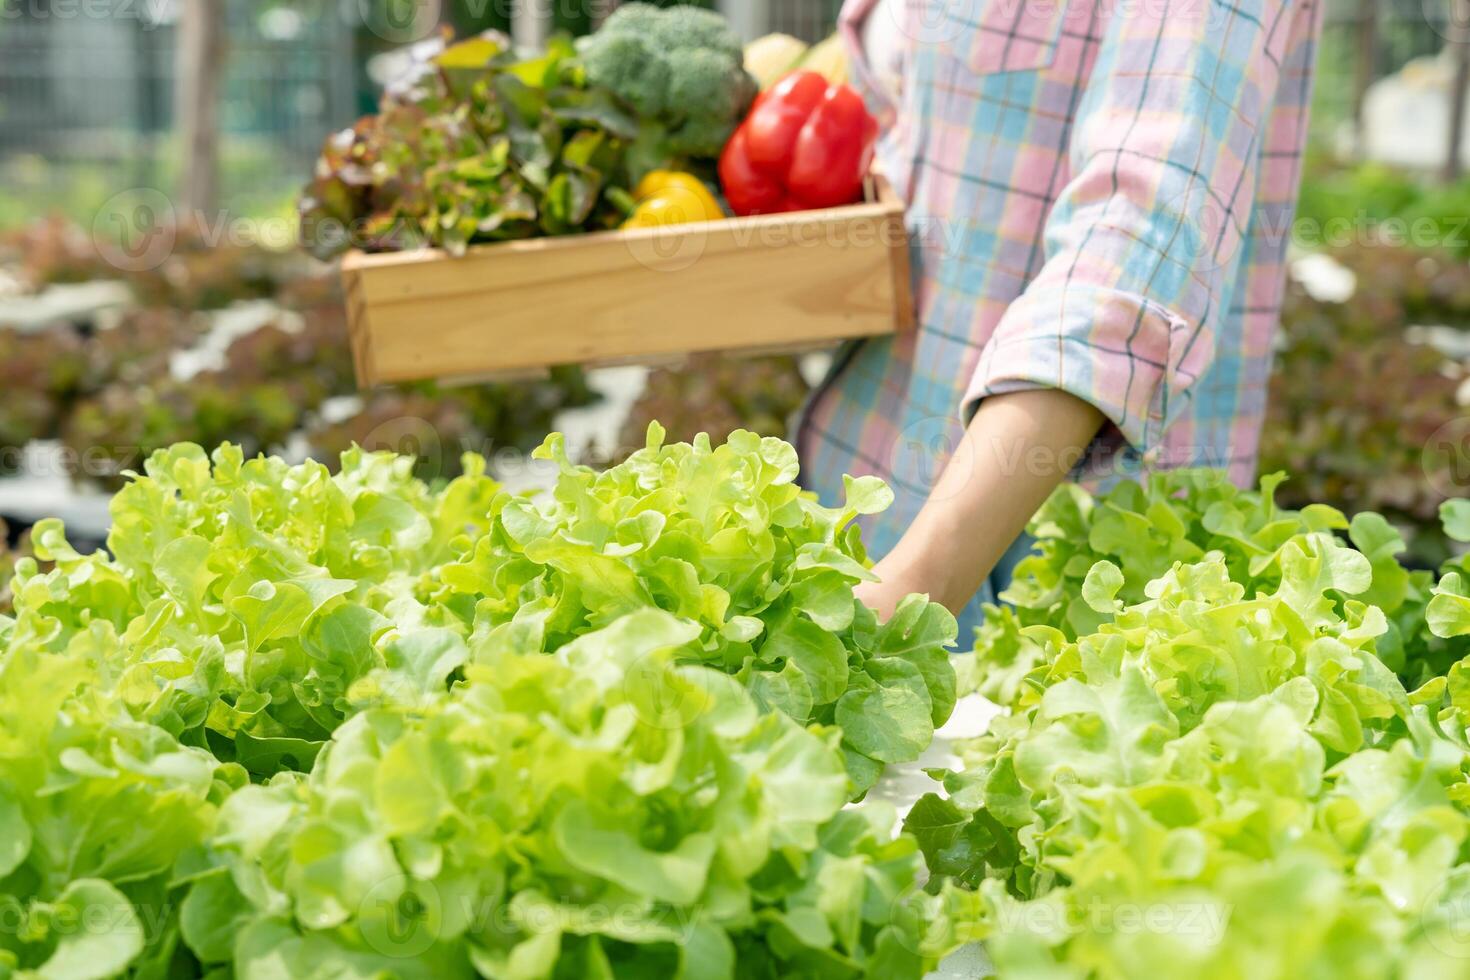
[511,0,551,52]
[719,0,769,42]
[176,0,224,219]
[1351,0,1376,150]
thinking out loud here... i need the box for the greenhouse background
[4,0,1464,222]
[0,0,851,221]
[0,1,1467,521]
[6,0,1470,976]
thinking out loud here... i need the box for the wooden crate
[340,176,913,386]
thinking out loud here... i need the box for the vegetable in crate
[744,32,810,90]
[797,33,851,87]
[578,2,758,181]
[621,169,726,228]
[720,71,878,216]
[299,30,639,259]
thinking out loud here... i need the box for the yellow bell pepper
[622,171,726,229]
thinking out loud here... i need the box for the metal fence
[762,0,843,42]
[0,0,355,219]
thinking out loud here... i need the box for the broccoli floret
[581,31,672,118]
[579,2,755,166]
[667,111,742,160]
[668,47,754,124]
[659,4,745,62]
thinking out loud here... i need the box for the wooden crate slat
[342,175,913,387]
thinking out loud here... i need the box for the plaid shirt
[797,0,1322,564]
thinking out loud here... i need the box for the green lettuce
[915,474,1470,977]
[191,611,933,979]
[440,424,957,794]
[0,430,952,978]
[9,443,504,780]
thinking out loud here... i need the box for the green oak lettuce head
[442,424,958,794]
[195,611,937,978]
[0,429,954,978]
[7,442,505,781]
[911,478,1470,977]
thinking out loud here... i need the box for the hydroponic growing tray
[340,175,914,386]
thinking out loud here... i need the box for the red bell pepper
[718,71,879,216]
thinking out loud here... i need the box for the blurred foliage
[620,352,811,456]
[0,215,116,288]
[0,326,88,469]
[0,144,303,234]
[1262,243,1470,563]
[1296,158,1470,259]
[0,217,600,490]
[127,231,303,311]
[304,390,480,483]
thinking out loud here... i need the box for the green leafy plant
[0,430,949,978]
[440,423,957,794]
[300,30,641,259]
[909,473,1470,976]
[194,612,932,978]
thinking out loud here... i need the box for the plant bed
[340,175,912,386]
[9,425,1470,974]
[0,428,953,978]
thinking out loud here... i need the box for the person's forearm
[880,389,1104,613]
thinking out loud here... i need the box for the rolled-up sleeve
[963,0,1294,460]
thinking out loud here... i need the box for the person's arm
[859,0,1304,619]
[855,389,1102,619]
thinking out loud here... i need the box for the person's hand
[854,551,943,623]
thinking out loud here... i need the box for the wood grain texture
[342,177,914,386]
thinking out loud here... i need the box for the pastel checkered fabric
[797,0,1322,565]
